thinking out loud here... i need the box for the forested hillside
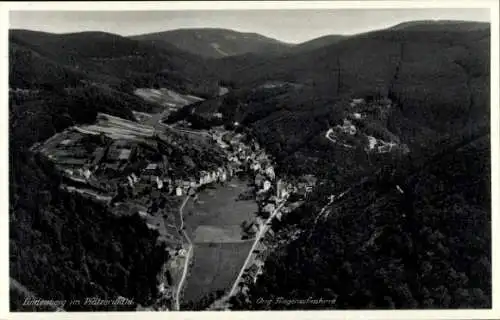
[9,88,171,310]
[173,22,490,179]
[230,134,491,309]
[130,28,293,58]
[9,29,219,97]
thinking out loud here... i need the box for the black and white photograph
[2,1,499,318]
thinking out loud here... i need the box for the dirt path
[173,195,193,311]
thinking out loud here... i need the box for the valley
[8,15,492,313]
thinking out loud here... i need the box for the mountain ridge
[129,28,294,58]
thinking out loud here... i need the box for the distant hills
[9,29,219,97]
[291,34,346,54]
[130,28,294,59]
[172,20,490,178]
[388,20,491,32]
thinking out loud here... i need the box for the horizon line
[9,18,491,45]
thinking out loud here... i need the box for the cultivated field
[193,225,251,243]
[134,88,203,108]
[183,241,254,303]
[75,113,155,140]
[181,178,258,304]
[183,178,258,240]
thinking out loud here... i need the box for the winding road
[173,195,193,311]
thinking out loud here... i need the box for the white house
[178,248,187,257]
[156,176,163,190]
[158,283,166,294]
[280,189,289,199]
[127,176,134,187]
[265,166,275,180]
[251,162,261,171]
[131,173,139,183]
[367,136,377,150]
[263,180,272,192]
[220,172,227,182]
[176,187,183,197]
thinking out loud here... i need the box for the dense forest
[9,87,173,311]
[9,29,220,98]
[230,134,491,309]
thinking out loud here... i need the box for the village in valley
[28,91,418,311]
[31,107,317,310]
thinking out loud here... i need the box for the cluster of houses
[124,162,233,198]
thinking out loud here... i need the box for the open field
[75,113,155,140]
[193,225,253,243]
[134,88,203,108]
[180,178,259,304]
[183,178,258,240]
[183,241,254,304]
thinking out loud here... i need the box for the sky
[9,8,491,44]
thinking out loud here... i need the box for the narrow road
[173,195,192,311]
[227,196,289,297]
